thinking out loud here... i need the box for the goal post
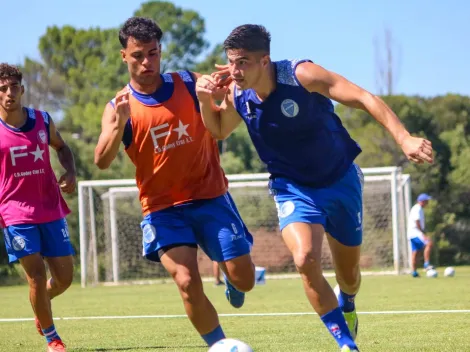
[78,166,412,288]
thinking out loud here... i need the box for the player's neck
[0,106,26,128]
[253,62,276,101]
[129,74,163,95]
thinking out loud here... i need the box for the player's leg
[141,210,225,347]
[212,261,223,286]
[40,218,75,299]
[160,245,225,346]
[269,177,358,351]
[325,163,363,342]
[327,235,361,339]
[190,193,255,308]
[3,224,63,345]
[422,236,434,270]
[34,218,75,350]
[410,238,425,276]
[44,256,74,298]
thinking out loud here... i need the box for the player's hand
[58,171,76,194]
[114,88,131,126]
[400,135,433,164]
[212,64,232,88]
[196,75,229,102]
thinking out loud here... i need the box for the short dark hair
[0,63,22,82]
[223,24,271,54]
[119,17,163,48]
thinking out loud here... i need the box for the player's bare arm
[196,76,242,140]
[94,89,130,169]
[295,62,434,164]
[49,117,77,194]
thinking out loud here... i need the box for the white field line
[1,309,469,323]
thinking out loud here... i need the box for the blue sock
[338,290,356,313]
[424,261,430,268]
[321,307,357,349]
[42,324,61,343]
[201,325,225,346]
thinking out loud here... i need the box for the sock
[424,261,430,268]
[338,290,356,313]
[321,307,357,349]
[42,324,61,343]
[201,325,225,346]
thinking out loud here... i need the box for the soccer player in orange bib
[94,17,255,347]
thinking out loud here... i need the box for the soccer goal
[78,166,412,287]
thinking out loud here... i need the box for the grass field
[0,267,469,352]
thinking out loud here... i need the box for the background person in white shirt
[408,193,434,277]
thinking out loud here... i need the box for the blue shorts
[269,163,364,247]
[141,193,253,263]
[410,237,427,251]
[2,218,74,263]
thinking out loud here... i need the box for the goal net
[78,167,412,287]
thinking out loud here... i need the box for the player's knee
[229,272,255,292]
[27,271,47,289]
[174,272,203,303]
[53,272,73,291]
[293,250,321,275]
[426,240,433,248]
[336,265,361,292]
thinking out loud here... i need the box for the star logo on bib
[173,120,189,139]
[30,145,45,162]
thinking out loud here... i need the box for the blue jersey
[233,59,362,188]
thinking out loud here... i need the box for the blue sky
[2,0,469,97]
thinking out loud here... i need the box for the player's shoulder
[275,59,313,86]
[24,107,51,124]
[165,70,197,83]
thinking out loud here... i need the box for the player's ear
[120,49,127,63]
[20,85,25,96]
[261,55,270,68]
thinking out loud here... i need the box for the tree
[194,44,226,74]
[374,28,401,95]
[133,1,209,72]
[20,57,66,113]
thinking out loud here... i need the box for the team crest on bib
[281,99,299,118]
[38,130,47,144]
[142,224,156,244]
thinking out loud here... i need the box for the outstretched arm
[49,118,77,194]
[295,62,433,164]
[94,89,130,169]
[196,75,242,140]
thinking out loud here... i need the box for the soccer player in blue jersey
[195,24,433,352]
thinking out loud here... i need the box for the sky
[2,0,469,97]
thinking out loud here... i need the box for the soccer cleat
[47,339,66,352]
[411,271,420,278]
[343,310,359,340]
[224,275,245,309]
[35,316,44,336]
[334,285,358,340]
[341,345,359,352]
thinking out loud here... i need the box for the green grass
[1,267,469,351]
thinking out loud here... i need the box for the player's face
[121,37,161,85]
[226,49,269,90]
[0,78,23,112]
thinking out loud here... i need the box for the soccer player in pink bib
[0,63,77,352]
